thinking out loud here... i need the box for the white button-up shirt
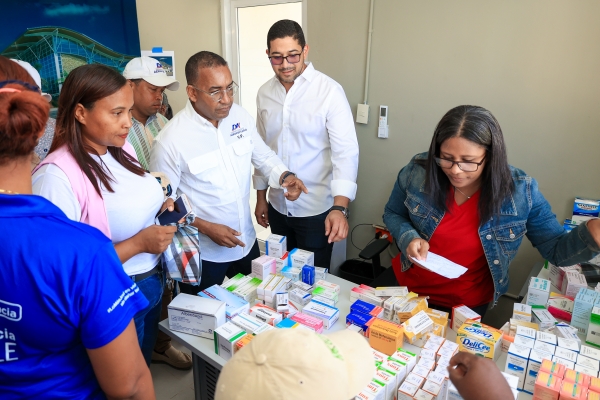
[150,101,287,263]
[254,62,359,217]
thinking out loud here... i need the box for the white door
[222,0,305,240]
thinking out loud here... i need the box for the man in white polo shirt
[150,51,306,294]
[254,19,359,268]
[121,56,192,369]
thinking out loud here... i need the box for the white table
[160,274,528,400]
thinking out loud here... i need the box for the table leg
[192,353,221,400]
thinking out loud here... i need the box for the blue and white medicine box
[572,197,600,224]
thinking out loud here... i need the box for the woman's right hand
[406,238,430,261]
[136,225,177,254]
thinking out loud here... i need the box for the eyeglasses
[268,53,302,65]
[435,156,486,172]
[190,82,238,102]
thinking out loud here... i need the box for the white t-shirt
[32,152,164,276]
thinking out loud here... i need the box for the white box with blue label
[505,343,531,390]
[265,234,287,258]
[526,277,550,306]
[572,288,598,335]
[572,197,600,224]
[198,284,249,320]
[168,293,226,339]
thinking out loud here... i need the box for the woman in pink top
[33,64,177,366]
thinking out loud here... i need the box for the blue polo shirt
[0,194,149,399]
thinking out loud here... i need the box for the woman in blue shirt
[379,105,600,310]
[0,57,155,398]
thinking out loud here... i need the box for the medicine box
[351,287,384,307]
[253,323,274,336]
[562,272,587,298]
[276,318,299,329]
[559,381,586,400]
[288,248,314,268]
[555,323,581,343]
[587,306,600,347]
[312,286,339,306]
[383,359,407,383]
[425,308,449,337]
[167,293,226,339]
[301,265,315,286]
[402,310,434,347]
[289,288,311,306]
[213,322,246,361]
[396,381,419,400]
[314,267,328,280]
[230,313,265,334]
[523,349,553,394]
[555,347,578,364]
[451,304,481,331]
[572,197,600,224]
[249,304,282,326]
[232,277,262,302]
[572,289,599,335]
[315,279,341,294]
[392,348,417,371]
[234,333,254,353]
[533,371,561,400]
[265,234,286,258]
[404,372,425,388]
[537,331,557,345]
[276,252,288,272]
[292,280,314,293]
[513,335,535,349]
[346,312,374,335]
[534,340,556,355]
[531,307,557,330]
[251,255,277,280]
[563,368,591,386]
[397,297,428,323]
[557,337,580,352]
[375,369,397,400]
[383,297,406,321]
[456,320,502,360]
[526,277,551,306]
[516,325,536,340]
[374,286,409,297]
[351,299,384,318]
[581,345,600,361]
[513,303,532,322]
[547,263,580,290]
[505,343,531,389]
[369,318,404,355]
[576,353,600,370]
[281,266,301,282]
[552,356,573,370]
[220,273,246,290]
[198,284,249,320]
[291,312,324,333]
[302,300,340,329]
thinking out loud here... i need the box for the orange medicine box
[588,391,600,400]
[540,359,566,378]
[533,371,561,400]
[559,382,587,400]
[590,377,600,393]
[563,369,591,387]
[369,318,404,356]
[234,333,254,353]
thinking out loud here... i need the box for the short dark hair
[267,19,305,51]
[423,105,514,226]
[185,51,228,86]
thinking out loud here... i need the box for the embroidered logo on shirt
[0,299,22,322]
[231,122,247,137]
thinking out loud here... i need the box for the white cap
[215,328,375,400]
[123,56,179,91]
[10,59,52,101]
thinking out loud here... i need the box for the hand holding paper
[409,251,468,279]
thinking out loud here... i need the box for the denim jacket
[383,152,600,305]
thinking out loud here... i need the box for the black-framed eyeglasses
[190,82,238,102]
[268,53,302,65]
[434,156,486,172]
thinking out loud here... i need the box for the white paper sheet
[409,252,468,279]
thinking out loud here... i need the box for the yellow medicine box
[369,318,404,356]
[456,320,503,360]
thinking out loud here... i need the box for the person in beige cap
[122,56,192,370]
[215,328,375,400]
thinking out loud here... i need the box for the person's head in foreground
[215,328,375,400]
[424,105,514,224]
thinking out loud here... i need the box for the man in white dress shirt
[254,19,359,268]
[150,51,306,294]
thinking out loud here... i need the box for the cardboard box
[251,255,277,280]
[533,371,561,400]
[505,343,531,389]
[523,349,553,394]
[526,277,551,306]
[167,293,226,339]
[213,322,246,360]
[540,359,566,377]
[288,248,314,268]
[416,357,435,372]
[402,311,434,347]
[302,300,340,329]
[369,318,404,355]
[421,380,440,399]
[397,298,429,324]
[562,272,588,298]
[456,320,502,360]
[513,303,532,322]
[451,305,481,331]
[265,234,286,258]
[531,307,558,330]
[572,289,599,335]
[572,197,600,224]
[198,284,250,320]
[252,323,274,335]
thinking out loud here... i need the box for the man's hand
[325,210,348,243]
[448,352,514,400]
[202,222,246,248]
[587,219,600,249]
[255,194,269,228]
[159,198,176,214]
[282,175,308,201]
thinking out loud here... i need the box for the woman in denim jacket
[382,105,600,314]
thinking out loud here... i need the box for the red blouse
[394,190,494,308]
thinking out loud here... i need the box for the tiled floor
[150,342,195,400]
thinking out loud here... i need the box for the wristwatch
[330,205,349,219]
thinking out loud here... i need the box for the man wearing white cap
[215,329,375,400]
[10,59,54,166]
[123,56,179,170]
[122,56,192,370]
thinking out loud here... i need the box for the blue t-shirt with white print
[0,194,149,399]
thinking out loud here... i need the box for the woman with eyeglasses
[0,57,154,398]
[380,105,600,316]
